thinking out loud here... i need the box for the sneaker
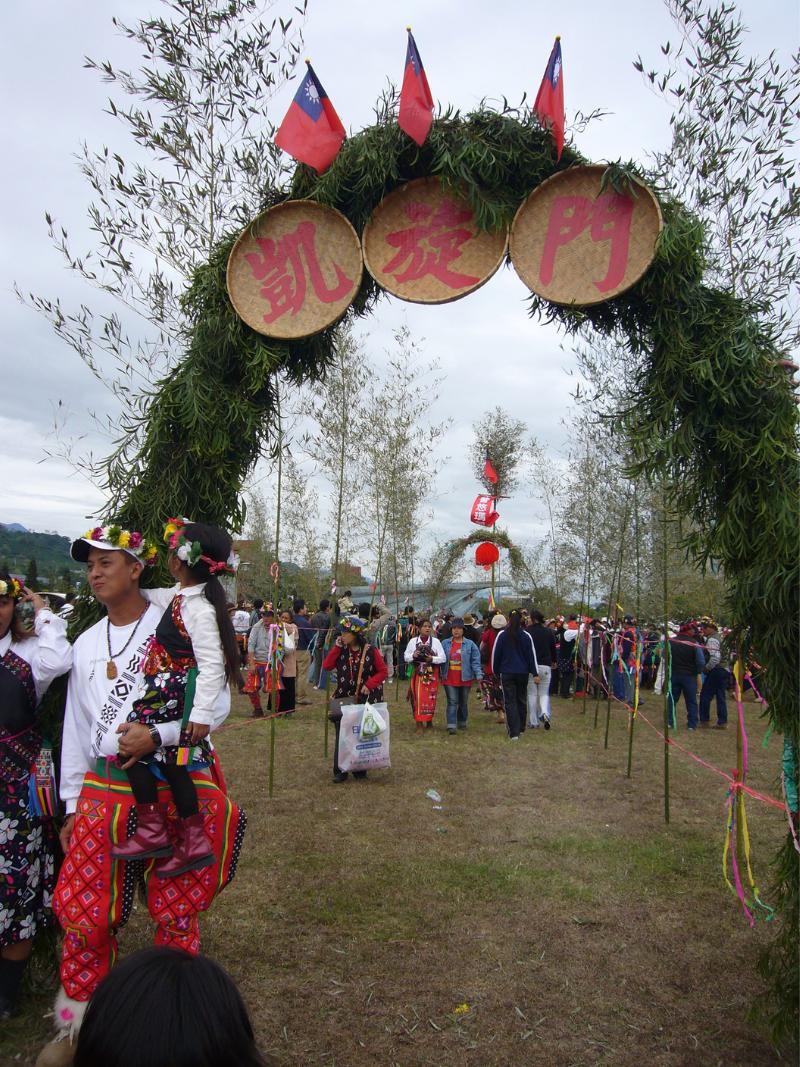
[510,736,520,742]
[447,727,456,735]
[332,771,349,783]
[687,726,697,731]
[542,717,551,731]
[713,722,728,730]
[699,721,710,729]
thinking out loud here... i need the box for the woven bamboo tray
[363,178,507,304]
[227,200,363,338]
[509,165,662,305]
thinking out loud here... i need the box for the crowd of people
[233,596,735,746]
[0,515,737,1065]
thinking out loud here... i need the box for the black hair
[181,523,241,686]
[343,589,351,596]
[252,598,264,611]
[319,599,330,611]
[73,947,273,1067]
[293,599,305,613]
[357,602,371,620]
[506,609,523,647]
[531,610,544,624]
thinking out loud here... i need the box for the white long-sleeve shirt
[0,608,72,704]
[60,597,230,815]
[404,635,446,665]
[142,584,228,726]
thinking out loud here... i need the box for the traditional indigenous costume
[323,616,388,782]
[46,528,245,1055]
[0,578,71,1017]
[404,633,445,726]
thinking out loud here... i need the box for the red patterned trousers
[53,760,246,1002]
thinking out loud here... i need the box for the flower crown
[0,576,24,600]
[163,518,239,576]
[84,525,159,564]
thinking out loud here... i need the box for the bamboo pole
[273,385,283,610]
[268,629,278,798]
[662,505,670,824]
[627,485,641,777]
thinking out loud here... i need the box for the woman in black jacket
[491,610,540,740]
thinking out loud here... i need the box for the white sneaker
[510,736,520,742]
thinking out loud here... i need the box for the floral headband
[82,525,159,564]
[0,576,24,600]
[163,518,239,575]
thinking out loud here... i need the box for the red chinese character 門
[382,199,481,289]
[539,192,634,294]
[244,221,354,323]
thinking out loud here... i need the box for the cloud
[0,0,792,548]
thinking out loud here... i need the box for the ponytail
[179,522,242,688]
[203,576,243,687]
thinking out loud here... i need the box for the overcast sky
[0,1,795,570]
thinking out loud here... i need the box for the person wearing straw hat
[39,524,246,1067]
[0,574,71,1021]
[323,615,388,782]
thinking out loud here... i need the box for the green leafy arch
[105,103,797,1029]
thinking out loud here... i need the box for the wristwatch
[146,724,162,748]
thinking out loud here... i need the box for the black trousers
[558,666,574,699]
[500,673,529,738]
[126,760,199,818]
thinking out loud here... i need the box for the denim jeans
[670,672,699,728]
[699,666,729,724]
[443,684,470,728]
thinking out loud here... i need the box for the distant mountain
[0,525,78,582]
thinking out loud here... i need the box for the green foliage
[426,528,537,604]
[470,407,527,497]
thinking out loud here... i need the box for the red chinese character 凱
[382,199,481,290]
[244,221,354,323]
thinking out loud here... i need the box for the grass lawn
[3,683,792,1066]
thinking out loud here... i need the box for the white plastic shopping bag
[338,701,391,772]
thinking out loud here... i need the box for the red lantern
[474,541,500,567]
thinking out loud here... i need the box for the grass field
[2,683,793,1066]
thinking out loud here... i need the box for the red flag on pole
[398,28,434,146]
[471,495,500,527]
[483,454,499,486]
[534,37,565,161]
[275,61,346,174]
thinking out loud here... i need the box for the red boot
[154,813,214,879]
[110,803,172,860]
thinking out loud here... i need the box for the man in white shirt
[39,528,245,1067]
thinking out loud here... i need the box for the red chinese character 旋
[244,220,354,323]
[382,199,481,290]
[539,192,634,294]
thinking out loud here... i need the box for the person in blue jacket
[491,610,540,740]
[440,618,483,734]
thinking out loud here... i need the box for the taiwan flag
[275,62,346,174]
[534,37,565,160]
[398,29,434,146]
